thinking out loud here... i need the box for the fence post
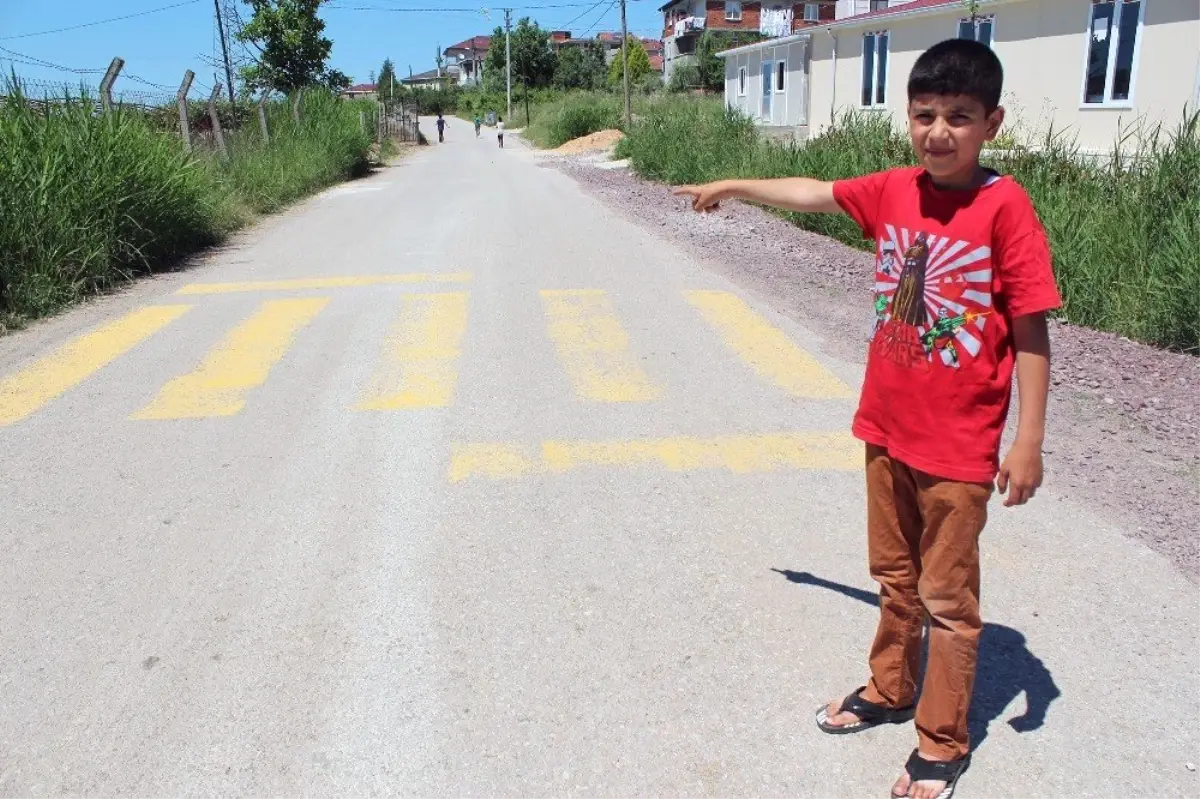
[99,56,124,112]
[359,110,365,135]
[208,84,227,158]
[176,69,194,152]
[258,89,271,145]
[291,90,302,125]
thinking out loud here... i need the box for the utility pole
[504,8,512,120]
[213,0,236,105]
[619,0,631,128]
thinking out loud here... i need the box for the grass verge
[0,81,374,325]
[616,98,1199,352]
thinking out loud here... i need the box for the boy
[474,114,483,138]
[675,39,1059,799]
[435,113,446,143]
[496,116,505,148]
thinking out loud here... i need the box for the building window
[804,3,820,22]
[738,66,747,95]
[869,0,888,10]
[861,31,889,107]
[957,15,994,47]
[1083,0,1143,105]
[725,1,742,21]
[776,60,786,92]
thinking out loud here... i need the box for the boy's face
[907,94,1004,187]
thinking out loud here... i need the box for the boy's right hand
[673,181,728,213]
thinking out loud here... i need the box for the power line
[579,0,617,36]
[554,0,610,31]
[0,0,204,41]
[325,2,607,10]
[0,46,104,74]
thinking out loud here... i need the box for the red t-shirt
[833,166,1061,483]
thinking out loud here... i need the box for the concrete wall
[805,0,1200,152]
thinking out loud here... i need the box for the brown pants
[860,444,993,760]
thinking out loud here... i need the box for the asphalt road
[1,117,1196,797]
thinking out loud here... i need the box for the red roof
[839,0,958,23]
[649,54,664,71]
[444,35,490,54]
[344,83,376,93]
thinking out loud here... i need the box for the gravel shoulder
[546,153,1200,581]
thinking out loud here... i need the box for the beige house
[719,0,1200,153]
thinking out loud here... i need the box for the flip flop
[815,686,915,734]
[891,750,971,799]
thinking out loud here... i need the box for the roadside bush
[620,98,1199,351]
[0,80,373,323]
[523,92,621,148]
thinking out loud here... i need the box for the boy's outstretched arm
[999,312,1051,507]
[673,178,843,215]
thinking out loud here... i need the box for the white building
[719,0,1200,153]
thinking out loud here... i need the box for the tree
[377,58,398,106]
[483,18,556,93]
[693,30,762,92]
[553,40,607,90]
[608,36,651,89]
[236,0,338,93]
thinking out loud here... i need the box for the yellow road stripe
[356,292,469,410]
[685,290,853,399]
[0,305,191,426]
[177,273,472,295]
[540,289,660,403]
[449,432,860,482]
[133,298,328,419]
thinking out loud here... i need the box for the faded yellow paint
[0,305,191,426]
[540,289,660,403]
[449,442,534,482]
[356,292,469,410]
[177,273,472,295]
[685,290,853,399]
[450,431,860,481]
[133,297,328,419]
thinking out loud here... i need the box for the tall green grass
[618,98,1199,352]
[0,81,373,324]
[522,92,622,148]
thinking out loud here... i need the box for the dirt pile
[553,129,625,155]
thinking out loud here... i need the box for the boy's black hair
[907,39,1003,112]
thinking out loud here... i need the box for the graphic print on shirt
[868,224,992,370]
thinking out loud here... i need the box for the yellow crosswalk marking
[685,290,853,399]
[449,432,860,481]
[177,273,472,295]
[540,289,660,403]
[133,298,328,419]
[0,305,191,426]
[356,292,469,410]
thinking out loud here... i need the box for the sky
[0,0,666,99]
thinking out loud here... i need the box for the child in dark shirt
[675,39,1059,799]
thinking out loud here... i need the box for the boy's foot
[890,750,970,799]
[815,687,915,734]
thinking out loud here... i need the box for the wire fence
[1,56,403,156]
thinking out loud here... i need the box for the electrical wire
[0,0,204,41]
[578,0,617,37]
[0,46,104,74]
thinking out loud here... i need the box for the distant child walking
[435,113,446,143]
[474,114,482,137]
[496,116,504,148]
[676,39,1060,799]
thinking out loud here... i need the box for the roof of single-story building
[444,36,491,56]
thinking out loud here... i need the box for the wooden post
[359,110,366,135]
[208,84,227,158]
[176,69,194,152]
[99,57,124,112]
[258,89,271,145]
[291,90,302,125]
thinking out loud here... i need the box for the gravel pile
[551,157,1200,581]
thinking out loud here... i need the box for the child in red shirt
[675,39,1059,799]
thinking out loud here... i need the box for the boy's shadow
[772,569,1060,752]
